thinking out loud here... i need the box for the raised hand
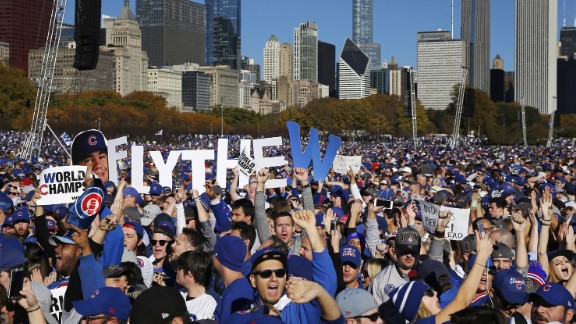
[511,210,526,233]
[293,167,309,185]
[292,209,316,231]
[437,210,452,232]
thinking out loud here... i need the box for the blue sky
[65,0,575,72]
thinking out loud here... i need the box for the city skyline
[65,0,576,72]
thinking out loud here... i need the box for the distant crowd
[0,129,575,323]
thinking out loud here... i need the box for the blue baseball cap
[54,206,68,219]
[10,208,30,223]
[48,235,75,246]
[122,221,144,239]
[73,287,130,321]
[71,129,108,165]
[340,244,361,268]
[315,211,325,227]
[493,269,528,304]
[215,235,246,272]
[149,181,162,196]
[530,282,574,309]
[122,187,139,198]
[0,194,13,212]
[104,181,116,189]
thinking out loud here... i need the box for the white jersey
[179,291,217,321]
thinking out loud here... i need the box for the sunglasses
[425,286,435,297]
[8,192,18,195]
[353,313,380,322]
[151,239,170,246]
[253,268,286,279]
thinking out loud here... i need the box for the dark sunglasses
[425,286,435,297]
[487,266,497,276]
[8,192,18,195]
[253,268,286,279]
[151,239,170,246]
[354,312,380,322]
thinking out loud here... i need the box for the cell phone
[8,265,26,300]
[374,199,393,209]
[478,221,485,235]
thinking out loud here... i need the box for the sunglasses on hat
[353,312,380,322]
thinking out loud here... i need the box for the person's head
[121,222,143,252]
[346,232,363,254]
[122,187,140,208]
[395,227,421,270]
[549,250,575,283]
[468,254,495,294]
[530,283,575,324]
[341,245,362,288]
[71,129,109,183]
[231,199,255,224]
[336,288,382,324]
[49,235,81,277]
[230,221,256,257]
[170,228,204,262]
[151,226,175,262]
[73,287,131,324]
[390,281,440,322]
[212,235,246,276]
[273,212,294,245]
[130,286,192,324]
[491,243,514,271]
[298,236,313,261]
[175,251,212,289]
[450,306,507,324]
[11,208,30,238]
[249,248,287,306]
[103,265,130,294]
[492,269,528,318]
[488,198,506,219]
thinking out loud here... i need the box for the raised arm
[192,189,216,251]
[538,187,553,276]
[229,167,241,201]
[254,167,271,241]
[511,210,528,275]
[435,230,494,324]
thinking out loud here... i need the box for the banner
[37,166,87,205]
[440,206,470,240]
[332,155,362,174]
[238,147,258,177]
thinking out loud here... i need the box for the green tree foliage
[0,65,36,129]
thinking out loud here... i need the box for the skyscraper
[136,0,205,67]
[352,0,381,67]
[206,0,241,70]
[279,43,293,79]
[515,0,557,114]
[560,27,576,59]
[0,0,52,75]
[318,41,336,97]
[461,0,490,93]
[338,38,370,99]
[263,35,280,81]
[294,22,318,82]
[417,31,465,110]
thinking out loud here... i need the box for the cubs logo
[74,187,104,217]
[87,135,97,146]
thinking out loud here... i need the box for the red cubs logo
[88,135,98,146]
[80,192,102,216]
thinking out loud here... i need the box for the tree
[0,65,36,129]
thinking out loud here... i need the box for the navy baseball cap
[340,244,362,268]
[10,208,30,223]
[71,129,108,165]
[493,269,527,304]
[73,287,130,321]
[530,282,574,309]
[149,181,162,196]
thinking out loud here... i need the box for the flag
[60,132,72,146]
[155,129,163,136]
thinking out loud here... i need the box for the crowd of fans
[0,129,575,323]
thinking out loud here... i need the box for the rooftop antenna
[451,0,454,38]
[563,0,566,27]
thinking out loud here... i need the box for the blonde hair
[548,256,574,284]
[365,258,384,279]
[416,302,435,321]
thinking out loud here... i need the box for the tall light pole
[220,97,224,137]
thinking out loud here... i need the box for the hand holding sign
[293,167,309,185]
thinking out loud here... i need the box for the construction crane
[450,66,468,149]
[408,68,418,148]
[20,0,69,161]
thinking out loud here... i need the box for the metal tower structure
[450,66,468,149]
[20,0,68,161]
[520,97,528,147]
[409,68,418,148]
[547,97,556,148]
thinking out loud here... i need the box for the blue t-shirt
[215,277,253,323]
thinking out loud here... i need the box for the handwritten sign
[332,155,362,174]
[418,199,440,235]
[441,206,470,241]
[37,166,87,205]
